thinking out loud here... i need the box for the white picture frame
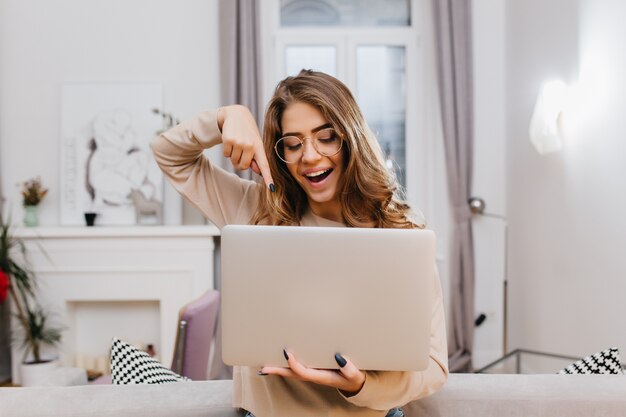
[60,83,163,226]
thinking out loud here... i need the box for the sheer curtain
[431,0,476,372]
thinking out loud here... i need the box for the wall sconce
[529,80,569,155]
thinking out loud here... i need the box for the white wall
[471,0,507,367]
[0,0,220,225]
[507,0,626,357]
[473,0,506,218]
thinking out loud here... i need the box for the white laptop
[221,225,436,371]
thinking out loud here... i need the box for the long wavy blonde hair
[251,70,422,229]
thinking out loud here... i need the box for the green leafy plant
[0,211,61,363]
[20,177,48,207]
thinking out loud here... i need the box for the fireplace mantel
[13,225,220,239]
[11,225,220,383]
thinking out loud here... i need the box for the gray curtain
[211,0,262,380]
[432,0,475,372]
[218,0,263,180]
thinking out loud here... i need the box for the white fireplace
[11,225,219,384]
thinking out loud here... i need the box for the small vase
[23,205,39,227]
[84,212,97,227]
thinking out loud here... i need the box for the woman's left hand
[260,351,366,396]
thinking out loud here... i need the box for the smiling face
[280,101,345,221]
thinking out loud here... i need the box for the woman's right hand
[217,105,275,191]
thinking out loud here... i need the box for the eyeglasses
[274,128,343,164]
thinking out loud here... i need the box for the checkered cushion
[110,338,190,384]
[558,347,623,375]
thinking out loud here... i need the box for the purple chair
[92,289,220,384]
[171,289,220,380]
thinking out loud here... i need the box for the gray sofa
[2,374,626,417]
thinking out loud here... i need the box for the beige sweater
[151,110,449,417]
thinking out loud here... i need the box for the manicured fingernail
[335,353,347,368]
[283,349,289,360]
[257,370,268,376]
[269,183,276,193]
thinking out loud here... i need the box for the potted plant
[20,177,48,227]
[0,211,62,385]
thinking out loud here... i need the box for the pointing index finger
[254,144,275,192]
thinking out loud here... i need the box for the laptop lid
[221,225,435,371]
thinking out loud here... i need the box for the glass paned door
[356,45,407,186]
[274,0,416,190]
[285,46,337,77]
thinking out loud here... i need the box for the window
[280,0,411,27]
[261,0,425,205]
[356,45,407,185]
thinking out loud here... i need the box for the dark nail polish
[269,183,276,193]
[257,371,268,376]
[335,353,347,368]
[283,349,289,360]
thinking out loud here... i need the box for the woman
[152,70,448,417]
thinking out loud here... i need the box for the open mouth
[304,168,333,184]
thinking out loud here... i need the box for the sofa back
[2,374,626,417]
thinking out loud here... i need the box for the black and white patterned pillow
[558,347,623,375]
[110,338,190,384]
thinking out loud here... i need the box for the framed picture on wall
[60,83,163,226]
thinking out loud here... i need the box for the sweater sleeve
[341,265,449,410]
[150,109,260,228]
